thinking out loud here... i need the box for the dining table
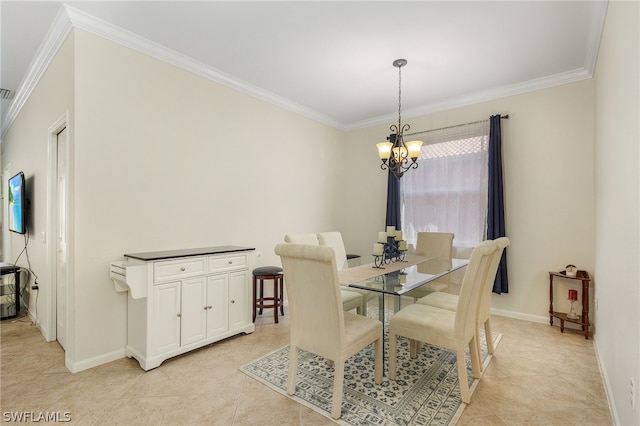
[337,254,469,369]
[338,254,469,321]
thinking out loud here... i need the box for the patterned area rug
[241,330,501,426]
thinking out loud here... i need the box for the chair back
[415,232,454,260]
[453,239,497,340]
[478,237,510,320]
[317,232,348,271]
[284,233,319,245]
[274,243,345,359]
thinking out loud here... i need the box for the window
[401,120,489,255]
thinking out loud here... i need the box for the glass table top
[345,257,468,296]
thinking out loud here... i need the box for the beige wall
[344,80,596,323]
[2,28,597,369]
[70,30,347,367]
[593,1,640,424]
[2,34,75,355]
[2,29,347,370]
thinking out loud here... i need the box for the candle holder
[567,289,579,319]
[372,236,408,268]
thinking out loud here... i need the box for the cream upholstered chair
[404,232,455,300]
[284,233,364,314]
[284,233,320,245]
[274,243,383,419]
[417,237,510,362]
[317,231,378,315]
[388,239,497,404]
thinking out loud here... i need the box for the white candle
[378,231,387,243]
[386,226,396,234]
[373,243,384,255]
[395,230,403,241]
[398,240,407,251]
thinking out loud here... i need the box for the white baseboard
[66,348,126,373]
[491,307,549,324]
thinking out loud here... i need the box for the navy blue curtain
[488,115,509,293]
[385,134,402,230]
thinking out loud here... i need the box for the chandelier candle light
[372,226,408,268]
[376,59,424,179]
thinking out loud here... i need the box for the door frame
[46,112,70,345]
[2,163,12,262]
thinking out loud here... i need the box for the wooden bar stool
[252,266,284,323]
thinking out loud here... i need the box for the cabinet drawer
[208,254,248,273]
[154,257,207,282]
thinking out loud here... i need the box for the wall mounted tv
[8,172,26,234]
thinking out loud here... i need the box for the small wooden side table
[549,270,591,339]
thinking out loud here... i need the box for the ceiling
[1,1,608,134]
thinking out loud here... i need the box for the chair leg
[388,332,398,380]
[258,279,264,315]
[484,319,495,354]
[331,360,345,419]
[279,277,285,315]
[374,338,382,385]
[273,277,279,324]
[456,348,471,404]
[409,339,419,358]
[252,275,257,322]
[287,346,298,395]
[473,329,483,375]
[469,336,482,379]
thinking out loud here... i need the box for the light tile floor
[1,308,612,425]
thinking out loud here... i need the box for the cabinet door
[153,282,181,355]
[181,277,208,346]
[206,274,229,338]
[228,270,251,330]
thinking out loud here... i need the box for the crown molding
[1,7,73,139]
[346,67,593,132]
[63,5,345,131]
[2,3,606,139]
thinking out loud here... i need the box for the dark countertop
[124,245,255,261]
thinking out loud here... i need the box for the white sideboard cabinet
[110,246,255,370]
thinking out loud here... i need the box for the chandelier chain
[398,65,402,128]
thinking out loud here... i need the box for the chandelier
[376,59,423,179]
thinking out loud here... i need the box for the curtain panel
[385,134,402,230]
[488,114,509,293]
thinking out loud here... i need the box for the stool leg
[259,279,264,315]
[252,275,257,322]
[279,277,285,316]
[273,278,279,324]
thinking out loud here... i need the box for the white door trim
[46,113,69,343]
[2,163,12,262]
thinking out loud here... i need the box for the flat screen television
[8,172,26,234]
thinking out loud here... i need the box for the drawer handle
[228,261,233,264]
[208,305,212,309]
[230,300,235,304]
[180,267,186,272]
[177,313,181,317]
